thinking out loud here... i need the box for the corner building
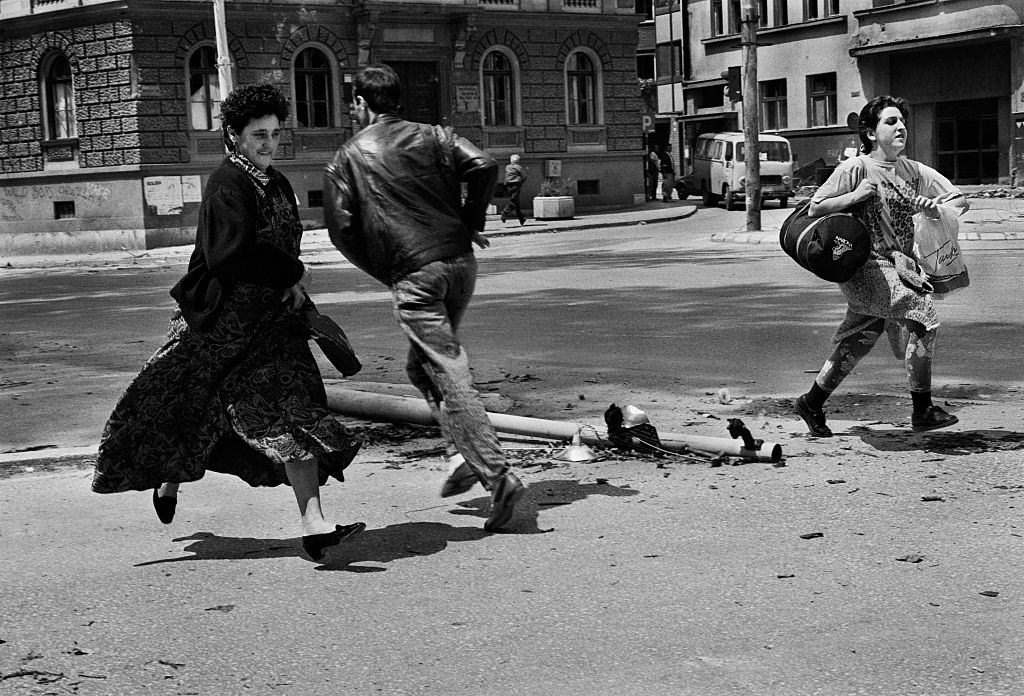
[0,0,642,255]
[650,0,1024,189]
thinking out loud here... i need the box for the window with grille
[760,79,787,130]
[566,52,598,125]
[807,72,836,127]
[42,52,76,140]
[294,47,333,128]
[188,46,221,131]
[482,50,517,127]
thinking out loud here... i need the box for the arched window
[42,52,76,140]
[294,47,333,128]
[188,45,221,131]
[482,50,516,127]
[566,51,598,125]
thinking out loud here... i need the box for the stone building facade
[649,0,1024,191]
[0,0,642,255]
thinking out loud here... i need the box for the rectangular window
[774,0,789,25]
[577,180,600,196]
[655,42,681,78]
[711,0,725,36]
[693,85,725,110]
[729,0,742,33]
[758,0,769,27]
[805,0,819,20]
[307,190,323,208]
[635,0,654,20]
[54,201,75,219]
[636,53,655,80]
[760,79,787,130]
[824,0,839,16]
[807,72,837,127]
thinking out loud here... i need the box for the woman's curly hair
[857,95,909,154]
[220,83,289,151]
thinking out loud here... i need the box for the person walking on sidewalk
[92,83,365,562]
[794,95,968,437]
[500,154,527,225]
[646,145,660,202]
[323,64,526,531]
[658,145,676,203]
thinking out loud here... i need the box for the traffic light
[721,66,742,102]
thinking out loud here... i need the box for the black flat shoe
[302,522,366,561]
[152,489,176,525]
[912,405,959,432]
[795,394,833,438]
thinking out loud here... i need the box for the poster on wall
[180,176,203,203]
[455,85,480,113]
[143,176,184,215]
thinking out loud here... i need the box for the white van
[691,132,793,210]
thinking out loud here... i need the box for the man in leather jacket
[323,64,526,531]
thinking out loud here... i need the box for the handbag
[779,200,870,283]
[299,296,362,377]
[913,204,969,296]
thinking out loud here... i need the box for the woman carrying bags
[794,95,968,438]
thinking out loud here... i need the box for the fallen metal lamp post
[325,387,782,463]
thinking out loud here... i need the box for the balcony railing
[563,0,600,11]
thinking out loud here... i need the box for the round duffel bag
[779,200,870,283]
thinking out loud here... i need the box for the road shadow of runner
[135,522,489,571]
[134,479,638,571]
[446,477,639,534]
[849,427,1024,455]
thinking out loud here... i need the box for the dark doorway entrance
[385,61,441,124]
[935,98,999,184]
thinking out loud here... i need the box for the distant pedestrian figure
[793,95,969,438]
[324,64,526,531]
[92,83,365,562]
[658,145,675,202]
[646,146,660,202]
[500,154,527,225]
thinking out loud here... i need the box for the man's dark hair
[219,83,289,150]
[354,64,401,115]
[857,95,909,154]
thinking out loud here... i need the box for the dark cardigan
[171,159,305,330]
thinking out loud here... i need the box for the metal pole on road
[213,0,234,98]
[741,0,761,232]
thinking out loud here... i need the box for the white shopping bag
[913,203,969,296]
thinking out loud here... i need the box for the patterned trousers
[391,253,507,491]
[815,311,936,395]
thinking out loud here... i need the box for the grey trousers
[391,253,507,491]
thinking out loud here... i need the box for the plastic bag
[913,204,969,296]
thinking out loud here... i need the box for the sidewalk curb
[485,205,698,238]
[711,229,1024,245]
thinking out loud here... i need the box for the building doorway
[935,98,999,184]
[385,61,441,124]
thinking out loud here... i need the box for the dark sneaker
[912,405,959,432]
[439,455,477,498]
[795,394,833,437]
[484,472,525,532]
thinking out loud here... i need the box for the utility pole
[740,0,760,231]
[212,0,234,99]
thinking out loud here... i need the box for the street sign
[641,114,655,133]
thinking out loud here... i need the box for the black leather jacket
[323,115,498,285]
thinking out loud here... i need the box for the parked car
[691,132,794,210]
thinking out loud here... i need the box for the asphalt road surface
[1,210,1022,695]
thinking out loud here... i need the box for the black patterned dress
[92,156,360,493]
